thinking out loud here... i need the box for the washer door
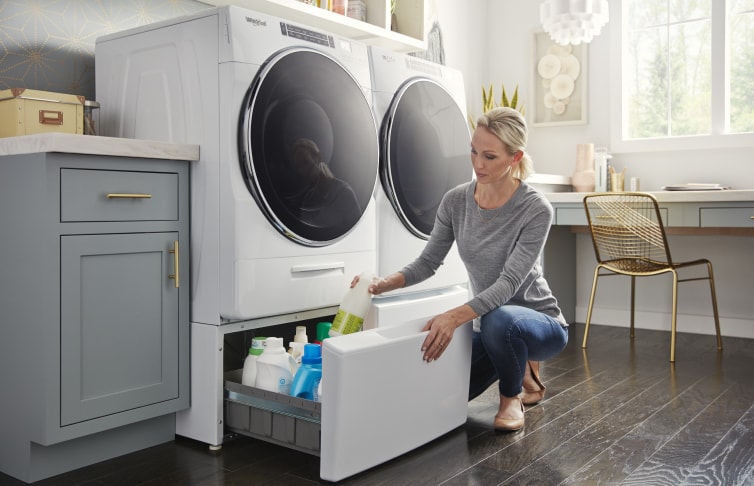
[239,48,378,247]
[381,78,471,239]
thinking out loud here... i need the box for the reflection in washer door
[239,48,379,247]
[381,78,471,239]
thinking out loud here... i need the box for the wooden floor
[2,323,753,485]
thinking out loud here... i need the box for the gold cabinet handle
[107,193,152,199]
[169,240,180,288]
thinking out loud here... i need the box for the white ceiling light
[540,0,609,46]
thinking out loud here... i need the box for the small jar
[331,0,347,15]
[84,100,100,135]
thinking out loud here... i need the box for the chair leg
[582,266,601,349]
[706,261,723,351]
[630,275,636,339]
[670,271,679,363]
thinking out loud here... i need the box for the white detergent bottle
[288,325,309,366]
[255,337,297,395]
[241,336,266,387]
[329,271,375,337]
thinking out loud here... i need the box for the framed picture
[531,31,588,126]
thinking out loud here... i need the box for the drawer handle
[107,193,152,199]
[39,110,63,125]
[169,240,180,288]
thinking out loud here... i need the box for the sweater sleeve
[399,187,461,286]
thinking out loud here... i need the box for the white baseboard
[574,306,754,340]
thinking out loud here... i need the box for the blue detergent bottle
[290,343,323,401]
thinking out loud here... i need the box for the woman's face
[470,126,520,184]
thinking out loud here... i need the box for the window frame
[610,0,754,153]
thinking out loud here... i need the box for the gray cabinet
[60,232,181,426]
[0,152,190,483]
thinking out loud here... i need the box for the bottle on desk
[594,147,611,192]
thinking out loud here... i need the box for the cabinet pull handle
[169,240,180,288]
[107,193,152,199]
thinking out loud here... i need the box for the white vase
[572,143,595,192]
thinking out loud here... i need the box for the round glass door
[239,48,378,247]
[381,78,472,239]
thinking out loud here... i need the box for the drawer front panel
[700,207,754,227]
[61,168,178,222]
[557,207,669,226]
[555,208,588,225]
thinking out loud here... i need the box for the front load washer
[368,46,472,298]
[96,6,379,325]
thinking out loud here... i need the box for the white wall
[423,0,488,117]
[431,0,754,340]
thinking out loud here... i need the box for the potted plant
[468,84,525,129]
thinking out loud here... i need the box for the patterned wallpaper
[0,0,211,101]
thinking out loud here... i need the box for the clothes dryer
[368,46,472,298]
[96,6,379,325]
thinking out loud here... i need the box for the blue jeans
[468,305,569,400]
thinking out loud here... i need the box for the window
[612,0,754,151]
[730,0,754,133]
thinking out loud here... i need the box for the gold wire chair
[582,192,722,362]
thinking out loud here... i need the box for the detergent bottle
[288,325,309,366]
[255,337,297,395]
[329,272,374,337]
[290,344,323,401]
[241,336,266,387]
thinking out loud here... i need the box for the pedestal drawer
[60,168,179,222]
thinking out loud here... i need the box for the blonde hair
[475,107,534,180]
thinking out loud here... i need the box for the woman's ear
[512,150,524,165]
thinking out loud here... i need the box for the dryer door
[381,78,472,239]
[239,48,378,247]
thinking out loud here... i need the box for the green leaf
[468,83,526,129]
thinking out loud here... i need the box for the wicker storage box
[0,88,84,137]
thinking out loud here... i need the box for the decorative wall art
[531,31,587,126]
[0,0,209,101]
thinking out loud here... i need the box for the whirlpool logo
[245,16,267,27]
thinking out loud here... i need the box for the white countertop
[0,133,199,161]
[544,189,754,204]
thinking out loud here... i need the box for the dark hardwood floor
[3,323,753,485]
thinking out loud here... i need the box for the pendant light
[540,0,610,46]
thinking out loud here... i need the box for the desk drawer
[60,168,179,222]
[557,207,669,226]
[700,207,754,228]
[555,208,587,225]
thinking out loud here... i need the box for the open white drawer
[224,319,472,482]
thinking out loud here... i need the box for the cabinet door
[60,232,180,426]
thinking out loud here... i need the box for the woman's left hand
[421,313,457,362]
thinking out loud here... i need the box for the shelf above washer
[201,0,427,52]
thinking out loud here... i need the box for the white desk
[541,190,754,322]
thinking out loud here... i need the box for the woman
[366,107,568,431]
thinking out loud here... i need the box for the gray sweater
[400,180,567,329]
